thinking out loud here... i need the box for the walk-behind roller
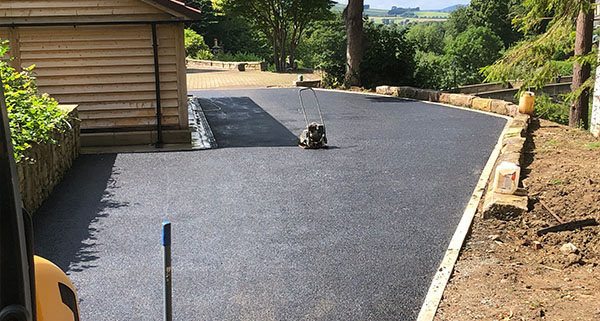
[297,87,328,149]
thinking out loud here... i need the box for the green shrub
[212,52,263,62]
[297,15,346,87]
[184,29,213,60]
[360,22,416,88]
[445,26,504,86]
[299,15,416,89]
[551,60,573,76]
[1,42,70,163]
[534,94,569,125]
[413,51,452,90]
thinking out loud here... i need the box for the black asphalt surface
[34,88,506,321]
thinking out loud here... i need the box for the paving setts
[188,98,218,149]
[34,89,506,320]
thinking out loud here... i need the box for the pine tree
[483,0,596,129]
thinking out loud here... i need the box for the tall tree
[446,26,504,86]
[470,0,519,47]
[445,6,474,38]
[343,0,363,85]
[214,0,332,72]
[570,1,594,129]
[405,22,446,55]
[483,0,596,129]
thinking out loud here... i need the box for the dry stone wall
[186,58,268,71]
[17,106,80,213]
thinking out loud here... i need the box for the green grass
[585,142,600,149]
[331,4,449,21]
[369,16,447,25]
[331,4,390,17]
[414,11,449,18]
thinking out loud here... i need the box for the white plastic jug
[494,161,520,194]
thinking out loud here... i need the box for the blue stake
[162,221,172,321]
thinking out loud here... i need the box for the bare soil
[435,119,600,321]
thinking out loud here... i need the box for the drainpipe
[151,23,163,148]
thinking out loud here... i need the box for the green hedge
[184,29,213,60]
[1,42,70,163]
[534,94,569,125]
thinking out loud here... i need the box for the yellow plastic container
[519,91,535,115]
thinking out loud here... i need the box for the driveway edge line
[416,119,511,321]
[312,88,512,120]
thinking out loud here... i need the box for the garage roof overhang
[0,0,202,27]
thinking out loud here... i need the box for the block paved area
[34,89,506,320]
[186,68,321,89]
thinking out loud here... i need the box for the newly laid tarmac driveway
[35,89,506,320]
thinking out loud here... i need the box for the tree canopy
[213,0,333,72]
[483,0,594,90]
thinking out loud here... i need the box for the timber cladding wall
[0,24,188,132]
[0,0,200,145]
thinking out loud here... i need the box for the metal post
[152,23,164,148]
[162,221,172,321]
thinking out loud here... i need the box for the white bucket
[493,161,520,194]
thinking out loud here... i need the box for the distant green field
[332,3,390,17]
[414,11,449,18]
[331,4,449,23]
[370,16,446,26]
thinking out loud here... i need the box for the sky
[335,0,470,11]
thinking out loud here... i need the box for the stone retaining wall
[186,58,268,71]
[17,106,80,213]
[376,86,529,220]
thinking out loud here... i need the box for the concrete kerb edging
[374,85,531,320]
[416,119,510,321]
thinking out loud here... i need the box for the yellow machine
[34,257,80,321]
[0,76,80,321]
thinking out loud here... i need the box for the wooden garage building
[0,0,202,147]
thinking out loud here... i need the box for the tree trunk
[570,1,594,129]
[343,0,364,86]
[289,50,296,71]
[273,39,282,72]
[288,28,301,72]
[592,48,600,137]
[280,32,287,72]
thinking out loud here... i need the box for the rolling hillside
[331,3,449,24]
[435,4,467,12]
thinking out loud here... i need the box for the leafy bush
[552,60,574,76]
[212,51,263,62]
[405,22,447,55]
[184,29,213,60]
[297,15,346,87]
[360,21,415,88]
[299,16,416,88]
[413,51,452,90]
[1,42,70,163]
[534,94,569,125]
[445,26,504,86]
